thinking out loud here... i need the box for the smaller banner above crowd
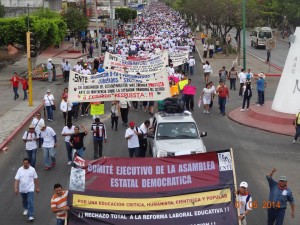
[67,70,171,102]
[103,51,168,74]
[169,50,189,67]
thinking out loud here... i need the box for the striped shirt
[51,190,68,219]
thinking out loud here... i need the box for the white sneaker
[246,108,249,111]
[23,209,28,215]
[256,104,261,107]
[206,111,210,114]
[240,109,245,112]
[203,110,206,114]
[292,140,296,144]
[28,216,34,221]
[67,161,72,165]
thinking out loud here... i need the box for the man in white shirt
[31,112,44,148]
[40,123,57,170]
[61,58,66,77]
[168,64,175,76]
[73,61,83,73]
[139,120,152,157]
[237,181,252,225]
[238,69,247,96]
[61,122,75,165]
[189,56,196,75]
[125,121,141,157]
[63,61,71,82]
[60,96,73,125]
[80,64,91,75]
[14,158,39,221]
[47,58,53,82]
[22,125,39,168]
[203,43,208,58]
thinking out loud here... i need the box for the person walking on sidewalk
[39,123,57,171]
[256,73,267,106]
[216,81,229,116]
[228,67,238,90]
[22,125,39,168]
[203,61,212,84]
[237,181,252,225]
[47,58,53,82]
[238,69,246,96]
[61,122,75,165]
[266,168,295,225]
[21,76,28,100]
[44,89,55,121]
[51,183,69,225]
[63,61,71,82]
[203,42,208,58]
[292,111,300,144]
[91,118,107,159]
[240,81,252,112]
[14,158,39,222]
[209,43,215,58]
[10,72,20,100]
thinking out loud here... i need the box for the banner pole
[230,148,242,225]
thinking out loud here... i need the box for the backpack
[136,127,147,148]
[163,98,184,113]
[26,131,38,140]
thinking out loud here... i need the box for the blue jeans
[75,147,84,158]
[13,87,19,99]
[57,219,65,225]
[184,63,189,73]
[267,208,286,225]
[26,149,37,168]
[46,106,53,120]
[23,89,27,99]
[43,147,56,167]
[218,97,227,114]
[65,142,72,162]
[189,66,194,75]
[128,147,140,157]
[20,192,34,218]
[258,90,265,105]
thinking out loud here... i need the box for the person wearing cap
[40,123,57,171]
[47,58,53,82]
[22,125,39,168]
[237,181,252,225]
[125,121,142,157]
[44,89,55,121]
[266,168,295,225]
[256,73,267,106]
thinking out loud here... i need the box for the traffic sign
[266,38,276,50]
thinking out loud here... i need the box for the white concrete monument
[272,27,299,114]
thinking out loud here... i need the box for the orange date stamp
[235,200,281,209]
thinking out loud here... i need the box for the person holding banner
[237,181,252,225]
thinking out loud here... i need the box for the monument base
[229,101,295,136]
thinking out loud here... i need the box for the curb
[0,102,44,152]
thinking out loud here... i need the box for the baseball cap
[279,176,287,182]
[48,58,52,62]
[240,181,248,188]
[39,122,46,129]
[29,124,35,129]
[46,89,51,93]
[129,121,135,127]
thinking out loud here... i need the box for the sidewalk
[0,41,87,151]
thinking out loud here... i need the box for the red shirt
[10,75,20,87]
[21,79,28,90]
[217,86,229,98]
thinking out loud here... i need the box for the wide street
[0,43,299,225]
[228,28,290,69]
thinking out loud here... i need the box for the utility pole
[110,0,115,52]
[26,3,33,106]
[242,0,246,70]
[94,0,101,56]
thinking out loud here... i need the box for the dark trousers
[203,51,207,58]
[267,208,286,225]
[209,97,214,108]
[63,111,72,125]
[294,125,300,140]
[111,116,119,130]
[184,63,189,73]
[218,97,227,114]
[120,108,129,124]
[185,94,194,111]
[65,142,72,162]
[139,139,147,157]
[189,66,194,75]
[93,139,103,159]
[132,101,138,110]
[63,71,70,82]
[128,147,139,158]
[209,49,214,58]
[13,87,19,99]
[242,96,251,109]
[258,90,265,105]
[230,78,236,90]
[72,104,79,119]
[239,83,244,96]
[81,102,89,115]
[23,89,27,100]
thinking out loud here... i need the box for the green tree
[0,1,5,18]
[115,8,137,23]
[31,7,60,18]
[62,7,89,36]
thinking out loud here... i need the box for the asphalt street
[0,51,299,225]
[228,29,289,69]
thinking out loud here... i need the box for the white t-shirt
[139,123,148,139]
[238,72,246,83]
[125,127,140,148]
[15,166,38,193]
[22,131,38,150]
[238,194,253,214]
[40,127,56,148]
[44,94,54,106]
[189,58,195,67]
[81,69,91,75]
[31,117,45,134]
[61,126,75,142]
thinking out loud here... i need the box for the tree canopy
[115,8,137,23]
[62,6,89,36]
[0,1,5,18]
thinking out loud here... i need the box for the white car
[148,111,207,157]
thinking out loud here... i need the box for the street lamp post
[242,0,246,70]
[94,0,101,56]
[26,4,33,106]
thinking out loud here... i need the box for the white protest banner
[68,70,171,102]
[103,51,168,74]
[169,50,189,67]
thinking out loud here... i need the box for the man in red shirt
[21,76,28,100]
[10,72,20,100]
[216,81,230,116]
